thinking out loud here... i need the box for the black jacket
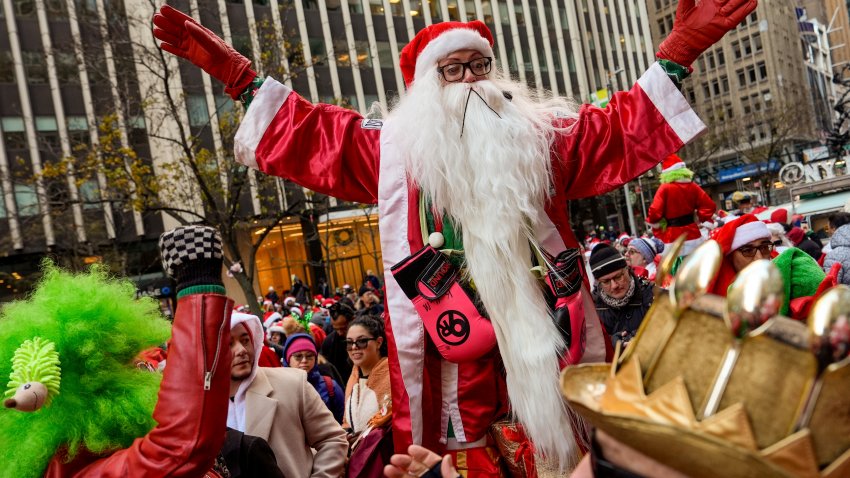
[593,275,655,346]
[221,428,284,478]
[321,331,353,382]
[797,237,823,261]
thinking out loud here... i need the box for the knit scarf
[598,275,636,308]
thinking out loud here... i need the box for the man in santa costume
[647,154,717,257]
[153,0,755,472]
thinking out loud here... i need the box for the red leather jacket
[44,293,233,477]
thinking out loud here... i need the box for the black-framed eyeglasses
[438,57,493,82]
[345,337,377,350]
[736,242,774,258]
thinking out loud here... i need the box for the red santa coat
[647,180,716,256]
[233,62,705,454]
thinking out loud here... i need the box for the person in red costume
[647,154,717,257]
[708,214,776,296]
[153,0,755,473]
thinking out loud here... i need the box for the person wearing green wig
[0,226,233,477]
[772,247,826,320]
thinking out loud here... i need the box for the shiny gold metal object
[797,285,850,433]
[703,261,785,418]
[670,240,723,311]
[724,260,784,337]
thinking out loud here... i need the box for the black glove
[159,225,223,292]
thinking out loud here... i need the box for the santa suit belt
[666,214,695,227]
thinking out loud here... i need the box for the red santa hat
[710,213,771,255]
[770,208,789,225]
[399,21,495,87]
[661,154,686,174]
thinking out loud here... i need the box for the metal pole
[638,175,648,221]
[624,183,637,236]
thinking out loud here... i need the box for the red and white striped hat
[661,154,686,174]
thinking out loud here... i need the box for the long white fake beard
[386,71,583,469]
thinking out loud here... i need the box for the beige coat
[244,367,348,478]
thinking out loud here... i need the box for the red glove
[657,0,758,67]
[153,5,256,100]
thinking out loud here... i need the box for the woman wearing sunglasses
[343,316,391,434]
[343,315,393,476]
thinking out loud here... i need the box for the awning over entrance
[756,190,850,220]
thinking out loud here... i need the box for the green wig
[660,166,695,184]
[0,262,171,478]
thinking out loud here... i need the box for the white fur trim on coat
[414,29,494,84]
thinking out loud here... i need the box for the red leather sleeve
[60,294,234,477]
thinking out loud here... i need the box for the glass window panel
[481,0,493,23]
[1,117,25,132]
[187,94,209,127]
[15,184,39,217]
[23,51,47,84]
[348,0,362,13]
[36,117,57,132]
[376,41,393,67]
[369,0,383,14]
[79,179,101,210]
[67,117,88,131]
[390,0,403,16]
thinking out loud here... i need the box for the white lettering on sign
[779,158,840,186]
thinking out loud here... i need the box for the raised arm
[554,0,756,199]
[153,5,380,204]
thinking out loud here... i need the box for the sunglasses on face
[345,337,377,350]
[290,352,316,362]
[736,242,774,258]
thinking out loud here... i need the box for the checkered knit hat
[159,225,222,277]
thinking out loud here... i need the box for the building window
[375,41,393,68]
[480,0,493,22]
[742,37,752,56]
[757,61,767,80]
[0,51,13,82]
[14,184,39,217]
[731,41,741,60]
[308,37,326,63]
[721,76,729,93]
[513,0,524,25]
[13,0,34,15]
[753,33,762,52]
[717,49,725,66]
[187,95,209,127]
[1,117,26,149]
[702,83,710,98]
[747,65,756,83]
[22,51,47,84]
[737,69,745,87]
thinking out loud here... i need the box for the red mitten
[153,5,256,99]
[657,0,758,67]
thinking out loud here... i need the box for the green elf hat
[772,247,825,317]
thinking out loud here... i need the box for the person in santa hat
[153,0,755,472]
[708,214,776,296]
[647,154,717,257]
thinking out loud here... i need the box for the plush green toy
[0,262,171,478]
